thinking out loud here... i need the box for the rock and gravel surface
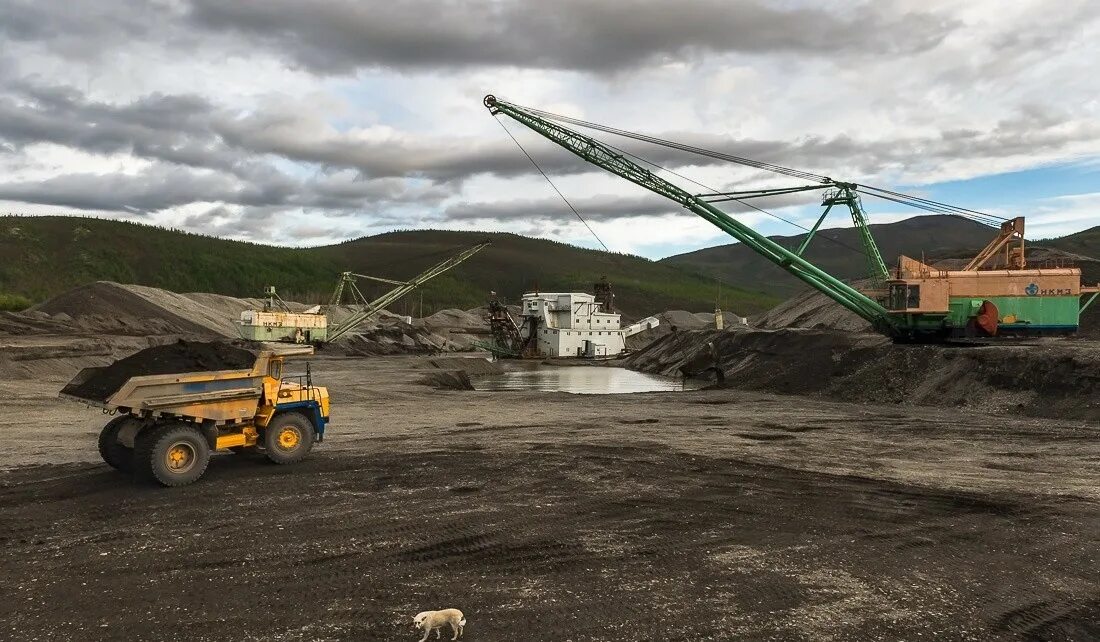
[1,281,1097,641]
[1,354,1097,641]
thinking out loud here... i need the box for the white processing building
[519,292,659,358]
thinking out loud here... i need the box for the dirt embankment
[625,328,1100,421]
[2,282,495,376]
[30,282,251,337]
[9,281,756,362]
[625,309,746,349]
[416,356,503,390]
[754,288,871,332]
[0,336,171,381]
[20,281,501,352]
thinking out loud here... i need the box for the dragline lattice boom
[483,95,897,336]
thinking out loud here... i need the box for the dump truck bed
[58,341,289,424]
[61,366,267,424]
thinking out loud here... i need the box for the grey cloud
[8,71,1094,197]
[0,162,447,216]
[0,79,249,173]
[214,104,843,182]
[215,111,525,181]
[987,1,1096,53]
[0,70,1096,238]
[0,1,181,60]
[0,77,469,218]
[178,203,387,243]
[442,190,813,223]
[0,76,581,182]
[444,194,679,223]
[0,166,243,212]
[0,0,960,75]
[178,205,299,243]
[0,79,1095,221]
[215,106,761,181]
[185,0,957,73]
[0,76,742,182]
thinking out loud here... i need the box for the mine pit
[1,277,1096,641]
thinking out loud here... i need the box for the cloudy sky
[0,0,1098,258]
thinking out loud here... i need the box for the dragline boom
[326,242,489,342]
[483,95,895,335]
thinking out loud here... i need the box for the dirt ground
[1,353,1098,641]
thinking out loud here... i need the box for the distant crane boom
[326,243,490,342]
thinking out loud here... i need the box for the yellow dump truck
[60,343,330,487]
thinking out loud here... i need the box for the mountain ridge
[0,215,776,317]
[661,214,1099,296]
[3,215,1093,316]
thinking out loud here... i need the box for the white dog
[413,609,466,641]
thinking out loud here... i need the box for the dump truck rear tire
[134,422,211,487]
[263,412,314,465]
[98,416,137,473]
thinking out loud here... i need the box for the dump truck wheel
[263,413,314,465]
[97,416,137,473]
[134,422,211,487]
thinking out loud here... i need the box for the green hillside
[1037,225,1100,259]
[660,215,1000,297]
[1039,226,1100,336]
[0,215,778,317]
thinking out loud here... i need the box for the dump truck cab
[62,342,330,487]
[237,346,330,449]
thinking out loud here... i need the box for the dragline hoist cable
[494,116,611,252]
[494,114,770,303]
[493,108,880,263]
[855,186,1006,226]
[519,104,830,184]
[592,131,879,262]
[514,103,1009,226]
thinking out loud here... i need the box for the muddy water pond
[473,365,705,394]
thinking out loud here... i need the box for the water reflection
[473,366,704,394]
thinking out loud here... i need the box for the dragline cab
[881,218,1095,338]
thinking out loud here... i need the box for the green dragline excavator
[484,95,1098,342]
[326,242,489,343]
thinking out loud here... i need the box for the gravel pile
[626,327,1100,421]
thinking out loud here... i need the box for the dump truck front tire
[98,416,138,473]
[263,412,314,465]
[134,422,211,487]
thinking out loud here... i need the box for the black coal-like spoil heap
[63,340,258,402]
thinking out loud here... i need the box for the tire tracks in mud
[1,441,1096,641]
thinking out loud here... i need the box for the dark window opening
[888,283,922,310]
[888,284,907,310]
